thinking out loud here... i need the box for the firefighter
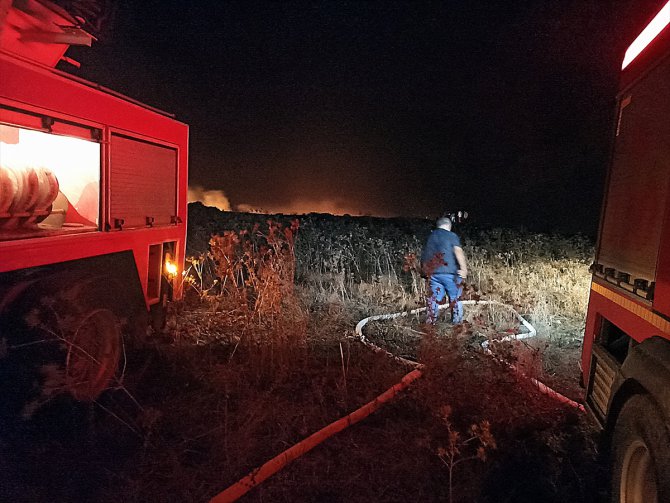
[421,216,468,324]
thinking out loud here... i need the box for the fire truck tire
[64,309,121,402]
[611,394,670,503]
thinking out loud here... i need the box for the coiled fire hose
[356,300,584,411]
[210,300,583,502]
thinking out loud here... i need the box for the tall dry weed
[205,220,307,374]
[294,221,592,341]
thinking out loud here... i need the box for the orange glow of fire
[236,198,384,217]
[622,0,670,70]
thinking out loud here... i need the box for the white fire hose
[355,299,584,411]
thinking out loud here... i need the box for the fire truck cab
[581,1,670,501]
[0,1,188,414]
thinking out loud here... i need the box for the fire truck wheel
[611,394,670,503]
[64,309,121,402]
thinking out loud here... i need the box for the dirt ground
[0,299,607,503]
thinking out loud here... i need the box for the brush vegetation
[1,203,602,503]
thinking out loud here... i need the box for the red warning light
[622,1,670,70]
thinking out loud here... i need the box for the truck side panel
[652,178,670,317]
[110,134,178,229]
[0,54,189,304]
[598,55,670,284]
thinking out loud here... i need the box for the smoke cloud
[188,185,232,211]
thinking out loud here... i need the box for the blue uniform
[421,228,463,324]
[420,229,461,274]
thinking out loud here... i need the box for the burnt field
[1,203,605,502]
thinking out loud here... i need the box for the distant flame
[237,198,371,216]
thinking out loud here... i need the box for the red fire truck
[581,1,670,501]
[0,1,188,413]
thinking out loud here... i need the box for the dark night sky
[65,0,662,233]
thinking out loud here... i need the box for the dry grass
[188,205,593,340]
[465,246,591,343]
[1,212,602,503]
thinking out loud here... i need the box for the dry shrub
[6,208,601,503]
[462,230,592,344]
[194,218,596,502]
[204,220,307,373]
[396,323,589,502]
[189,208,593,341]
[290,219,592,349]
[436,404,497,503]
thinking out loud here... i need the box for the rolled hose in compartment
[0,164,59,229]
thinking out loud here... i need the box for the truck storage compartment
[0,124,100,240]
[598,55,670,284]
[109,134,177,229]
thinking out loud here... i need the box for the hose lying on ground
[356,300,584,412]
[209,315,425,502]
[210,299,582,502]
[209,368,423,503]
